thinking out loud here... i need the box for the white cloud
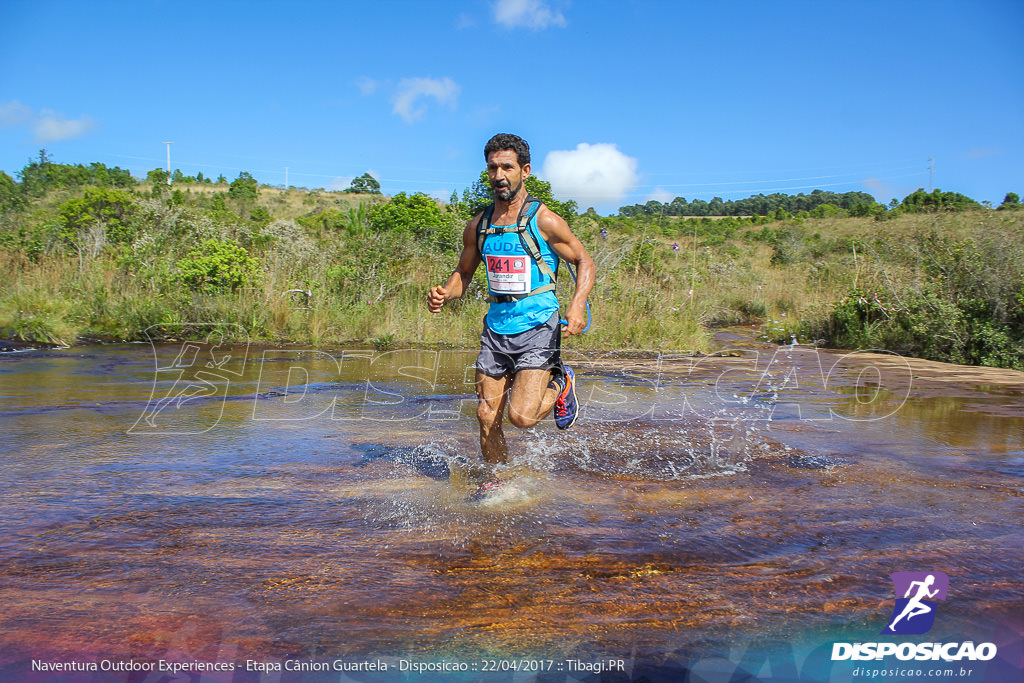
[391,77,460,123]
[863,177,914,203]
[33,110,96,142]
[328,176,354,192]
[493,0,566,29]
[355,77,378,96]
[328,169,382,192]
[0,100,33,126]
[540,143,639,206]
[967,146,1001,159]
[0,100,96,143]
[646,187,675,203]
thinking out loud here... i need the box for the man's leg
[476,370,511,466]
[505,368,560,429]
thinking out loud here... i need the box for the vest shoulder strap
[476,195,543,254]
[518,216,557,284]
[478,195,559,303]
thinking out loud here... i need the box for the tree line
[617,188,1020,218]
[1,150,134,210]
[0,150,386,214]
[620,190,882,217]
[3,150,1020,221]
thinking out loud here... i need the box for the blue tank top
[481,212,559,335]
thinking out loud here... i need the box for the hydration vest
[477,195,559,304]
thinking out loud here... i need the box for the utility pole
[928,156,934,192]
[162,142,174,186]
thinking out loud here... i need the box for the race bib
[486,254,531,295]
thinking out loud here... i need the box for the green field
[2,159,1022,370]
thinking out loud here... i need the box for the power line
[104,150,930,200]
[643,157,925,178]
[641,173,926,198]
[646,165,924,189]
[108,153,468,185]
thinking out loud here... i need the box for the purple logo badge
[882,571,949,635]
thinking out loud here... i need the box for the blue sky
[2,0,1021,214]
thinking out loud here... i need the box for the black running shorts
[475,312,561,377]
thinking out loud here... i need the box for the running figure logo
[129,324,249,435]
[882,571,949,635]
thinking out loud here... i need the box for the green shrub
[368,192,459,252]
[228,172,259,201]
[621,238,657,275]
[175,239,260,293]
[57,187,137,247]
[823,283,1024,370]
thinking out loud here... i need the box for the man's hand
[427,285,448,313]
[561,300,588,336]
[536,206,595,338]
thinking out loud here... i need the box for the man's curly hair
[484,133,530,167]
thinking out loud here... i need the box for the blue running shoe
[554,365,579,430]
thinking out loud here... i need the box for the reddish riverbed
[1,334,1021,681]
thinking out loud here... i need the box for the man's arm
[427,215,482,312]
[536,206,596,335]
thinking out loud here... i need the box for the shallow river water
[1,327,1022,682]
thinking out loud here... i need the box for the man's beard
[493,179,523,202]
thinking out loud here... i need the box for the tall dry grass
[2,183,1021,368]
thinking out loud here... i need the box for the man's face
[486,149,530,202]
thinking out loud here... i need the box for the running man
[427,134,595,499]
[888,574,940,631]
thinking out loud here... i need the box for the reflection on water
[0,335,1022,678]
